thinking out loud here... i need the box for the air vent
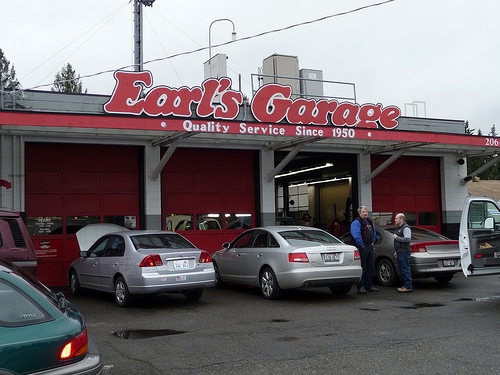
[8,220,26,248]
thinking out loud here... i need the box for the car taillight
[289,252,309,262]
[354,249,360,260]
[199,251,212,263]
[139,254,163,267]
[59,329,88,360]
[411,244,427,253]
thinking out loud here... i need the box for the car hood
[76,223,129,251]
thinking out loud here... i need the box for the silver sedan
[211,226,362,299]
[68,228,215,307]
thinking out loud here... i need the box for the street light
[208,18,237,65]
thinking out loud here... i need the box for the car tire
[184,288,203,301]
[376,258,397,287]
[259,267,283,300]
[69,270,83,296]
[329,284,352,295]
[213,261,225,288]
[434,274,454,284]
[114,276,133,307]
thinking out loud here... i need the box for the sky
[2,0,499,135]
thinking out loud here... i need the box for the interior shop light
[275,163,333,178]
[289,177,351,188]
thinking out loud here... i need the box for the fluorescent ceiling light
[289,177,351,187]
[276,163,333,178]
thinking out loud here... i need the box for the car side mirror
[485,217,495,229]
[222,242,230,249]
[80,250,89,257]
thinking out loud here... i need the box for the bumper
[275,266,363,289]
[31,339,102,375]
[410,254,461,277]
[127,270,216,294]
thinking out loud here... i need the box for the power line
[15,0,395,92]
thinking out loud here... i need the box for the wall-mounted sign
[104,70,401,129]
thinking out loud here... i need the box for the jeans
[397,252,413,289]
[357,245,374,290]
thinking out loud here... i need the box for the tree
[52,63,86,93]
[464,120,475,135]
[0,48,20,90]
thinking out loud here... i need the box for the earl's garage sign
[103,70,401,139]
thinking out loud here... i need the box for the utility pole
[133,0,156,72]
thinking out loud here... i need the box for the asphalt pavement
[61,272,500,375]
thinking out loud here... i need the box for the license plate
[174,260,191,270]
[494,252,500,259]
[443,259,454,267]
[323,253,340,262]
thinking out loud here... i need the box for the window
[0,280,51,327]
[88,237,111,257]
[197,214,222,230]
[104,215,137,230]
[418,212,438,226]
[226,213,252,229]
[104,236,125,257]
[232,231,254,248]
[66,216,100,234]
[26,216,63,236]
[131,233,195,250]
[468,201,500,229]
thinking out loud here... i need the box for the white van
[459,196,500,277]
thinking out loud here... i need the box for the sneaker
[367,287,379,292]
[358,287,367,294]
[397,287,413,293]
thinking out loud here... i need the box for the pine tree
[0,48,20,90]
[464,120,475,135]
[52,63,86,93]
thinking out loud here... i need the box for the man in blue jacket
[351,206,378,294]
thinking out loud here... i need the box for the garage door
[25,143,142,286]
[371,155,441,233]
[161,148,256,252]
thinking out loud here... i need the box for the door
[459,196,500,276]
[98,235,126,292]
[78,236,110,289]
[220,230,254,283]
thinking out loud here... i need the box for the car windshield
[279,229,342,245]
[131,233,195,250]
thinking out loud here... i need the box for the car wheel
[184,289,203,301]
[114,276,133,307]
[259,267,283,300]
[213,261,224,288]
[376,258,397,287]
[329,284,352,295]
[434,274,454,284]
[69,270,83,296]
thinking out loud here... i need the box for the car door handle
[258,254,263,257]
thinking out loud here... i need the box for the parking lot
[63,273,500,375]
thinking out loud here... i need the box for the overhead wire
[19,2,130,87]
[14,0,395,92]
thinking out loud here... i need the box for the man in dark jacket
[351,206,378,294]
[393,213,413,292]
